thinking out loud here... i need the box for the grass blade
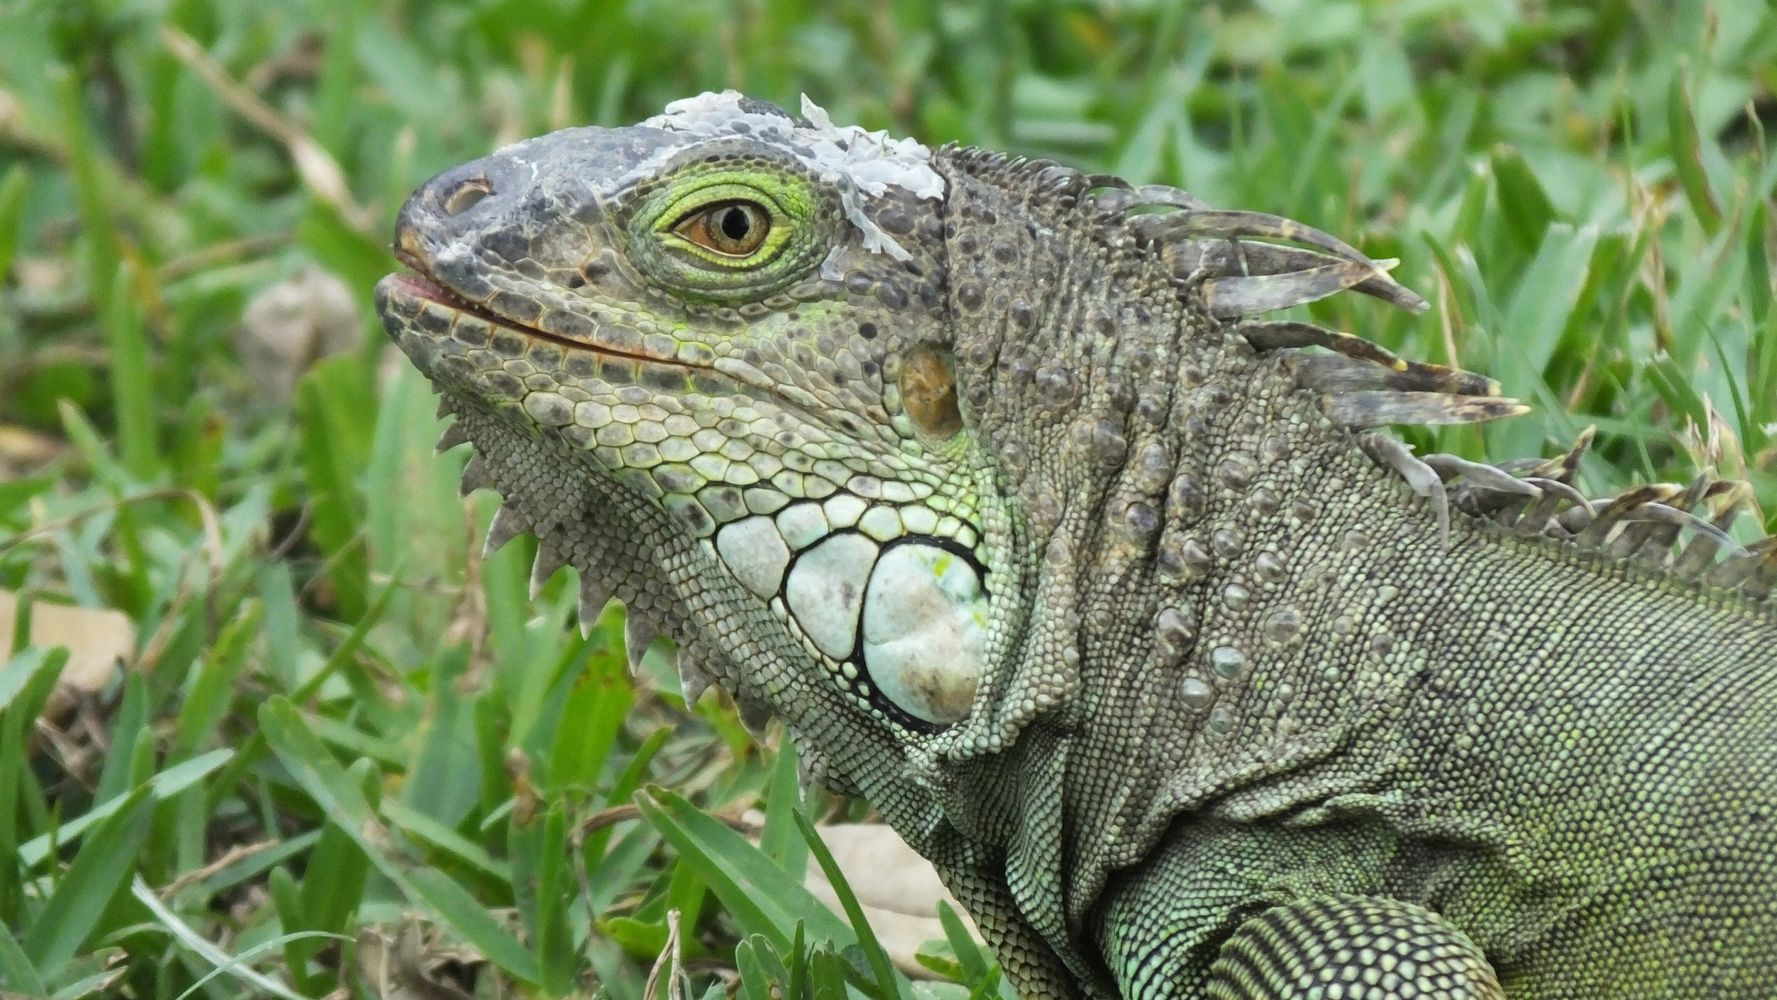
[23,786,155,972]
[18,750,231,869]
[0,918,47,998]
[259,696,541,985]
[1666,65,1722,237]
[132,875,318,1000]
[793,809,902,1000]
[633,788,853,953]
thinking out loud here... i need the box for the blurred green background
[0,1,1772,997]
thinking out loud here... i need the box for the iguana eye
[673,201,769,257]
[630,170,829,301]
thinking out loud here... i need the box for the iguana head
[376,91,1494,810]
[378,93,1013,800]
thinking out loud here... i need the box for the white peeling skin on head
[861,544,988,725]
[792,95,944,199]
[641,90,944,261]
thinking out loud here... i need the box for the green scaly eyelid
[626,166,831,304]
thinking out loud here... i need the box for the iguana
[375,91,1777,998]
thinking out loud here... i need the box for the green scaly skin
[375,92,1777,998]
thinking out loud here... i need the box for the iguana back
[376,92,1777,998]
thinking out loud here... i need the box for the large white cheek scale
[714,504,987,727]
[784,533,876,660]
[715,516,791,599]
[860,542,986,725]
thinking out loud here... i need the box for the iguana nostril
[442,177,492,216]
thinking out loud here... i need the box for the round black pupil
[718,206,752,242]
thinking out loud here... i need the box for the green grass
[0,1,1773,997]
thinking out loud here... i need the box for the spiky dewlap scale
[378,92,1777,1000]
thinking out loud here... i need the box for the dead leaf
[160,26,373,232]
[643,908,691,1000]
[236,267,361,402]
[1699,398,1747,480]
[0,589,133,716]
[0,424,65,478]
[355,920,479,1000]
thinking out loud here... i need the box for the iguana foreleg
[1096,823,1504,999]
[1205,895,1503,999]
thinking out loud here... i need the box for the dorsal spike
[459,454,495,495]
[1322,391,1527,429]
[1166,208,1374,266]
[483,505,530,557]
[1203,259,1384,318]
[1574,486,1679,550]
[1674,482,1755,577]
[529,536,568,598]
[735,693,773,735]
[1289,353,1500,397]
[1511,488,1566,538]
[675,644,715,705]
[1424,454,1540,498]
[623,610,660,678]
[1707,550,1761,590]
[436,421,471,454]
[1520,478,1593,515]
[1743,538,1777,601]
[577,573,614,638]
[1361,434,1449,545]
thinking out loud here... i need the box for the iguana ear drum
[900,347,962,439]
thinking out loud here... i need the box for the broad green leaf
[508,802,573,995]
[735,934,791,1000]
[545,642,631,794]
[1490,146,1558,255]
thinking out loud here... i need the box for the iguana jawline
[387,249,700,372]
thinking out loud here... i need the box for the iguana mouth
[383,247,703,372]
